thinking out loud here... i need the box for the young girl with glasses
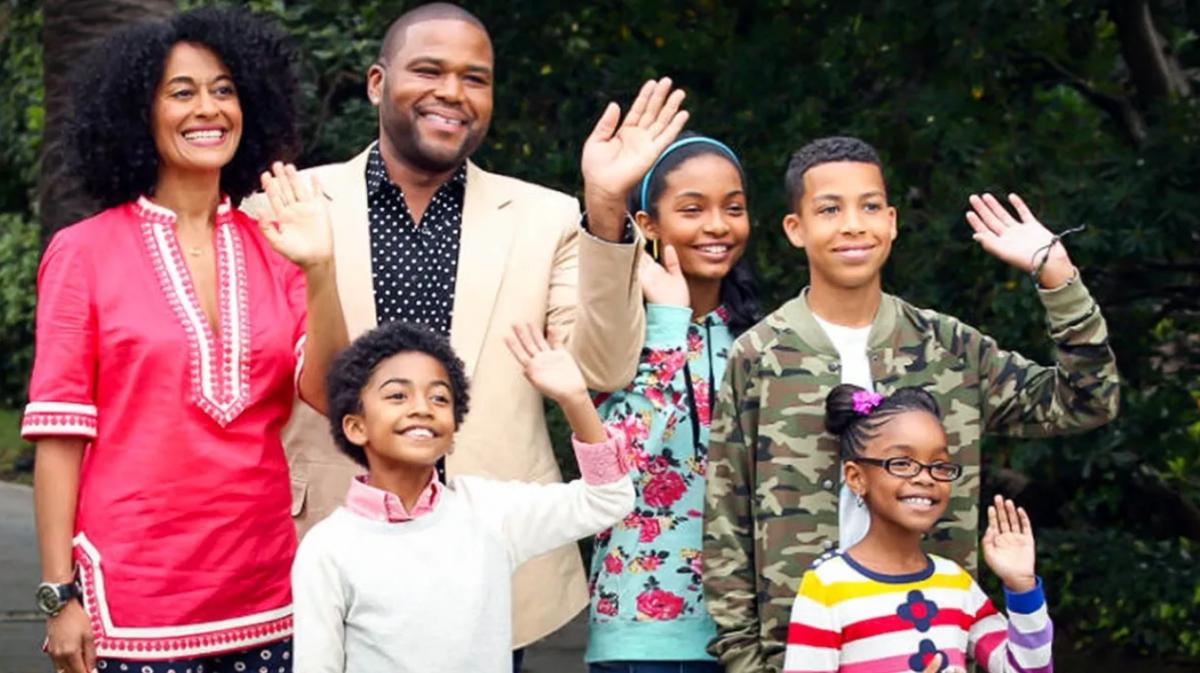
[781,384,1055,673]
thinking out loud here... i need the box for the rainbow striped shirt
[783,552,1053,673]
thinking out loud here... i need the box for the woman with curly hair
[24,7,346,673]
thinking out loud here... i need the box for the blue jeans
[589,662,723,673]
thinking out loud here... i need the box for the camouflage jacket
[702,277,1119,673]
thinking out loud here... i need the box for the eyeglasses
[851,456,963,482]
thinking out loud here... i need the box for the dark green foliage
[0,212,37,408]
[981,528,1200,659]
[0,0,42,407]
[1,0,1197,659]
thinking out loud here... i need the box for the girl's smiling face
[844,409,954,535]
[638,153,750,284]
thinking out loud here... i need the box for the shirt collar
[692,305,731,326]
[344,473,442,523]
[365,143,467,198]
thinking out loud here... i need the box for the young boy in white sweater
[291,322,635,673]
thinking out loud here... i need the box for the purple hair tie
[851,390,883,415]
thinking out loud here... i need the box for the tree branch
[1110,0,1192,105]
[1022,52,1148,146]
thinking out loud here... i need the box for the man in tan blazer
[270,2,691,661]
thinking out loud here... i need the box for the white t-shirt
[812,314,873,550]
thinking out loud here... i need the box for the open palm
[255,161,334,270]
[965,192,1062,273]
[981,495,1037,593]
[505,324,588,404]
[581,78,689,202]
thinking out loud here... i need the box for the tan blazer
[273,146,644,647]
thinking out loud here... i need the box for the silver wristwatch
[35,581,81,617]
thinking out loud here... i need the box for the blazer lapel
[450,161,516,376]
[325,147,377,337]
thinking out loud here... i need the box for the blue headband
[638,137,742,212]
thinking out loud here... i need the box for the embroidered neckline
[134,196,251,427]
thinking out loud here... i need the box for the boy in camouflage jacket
[702,137,1119,672]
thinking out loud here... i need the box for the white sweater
[292,474,634,673]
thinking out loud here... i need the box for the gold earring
[651,239,660,260]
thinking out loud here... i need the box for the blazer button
[822,479,834,490]
[829,363,840,372]
[822,539,836,550]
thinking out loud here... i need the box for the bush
[0,212,38,409]
[981,528,1200,659]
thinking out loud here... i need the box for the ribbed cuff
[573,427,630,485]
[1037,271,1094,327]
[645,304,692,349]
[1003,576,1046,614]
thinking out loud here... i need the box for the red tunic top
[23,197,305,660]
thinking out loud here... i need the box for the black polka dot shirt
[366,144,467,336]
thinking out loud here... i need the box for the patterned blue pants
[97,638,291,673]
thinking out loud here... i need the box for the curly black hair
[824,384,940,460]
[68,6,299,209]
[325,322,471,468]
[627,131,763,336]
[784,136,884,211]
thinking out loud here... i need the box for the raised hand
[582,78,690,206]
[981,495,1037,593]
[639,244,690,308]
[255,162,335,271]
[965,193,1075,287]
[505,324,589,405]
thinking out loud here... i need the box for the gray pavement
[0,481,586,673]
[1,482,46,673]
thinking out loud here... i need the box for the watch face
[35,584,62,614]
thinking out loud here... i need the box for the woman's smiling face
[150,42,243,177]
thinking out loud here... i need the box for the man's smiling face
[368,18,494,173]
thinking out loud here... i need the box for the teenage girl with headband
[783,384,1054,673]
[585,132,760,672]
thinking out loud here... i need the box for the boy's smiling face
[342,351,457,469]
[782,161,897,291]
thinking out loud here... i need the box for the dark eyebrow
[406,56,492,77]
[859,191,887,200]
[378,377,453,392]
[811,193,844,202]
[880,443,951,457]
[165,74,234,87]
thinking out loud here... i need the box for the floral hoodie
[586,303,732,662]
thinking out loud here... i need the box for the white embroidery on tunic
[136,196,251,427]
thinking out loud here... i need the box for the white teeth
[698,245,729,254]
[403,427,434,439]
[183,130,223,140]
[901,497,933,507]
[425,113,464,126]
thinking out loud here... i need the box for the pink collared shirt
[343,430,628,523]
[346,474,442,522]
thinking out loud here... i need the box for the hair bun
[825,383,869,436]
